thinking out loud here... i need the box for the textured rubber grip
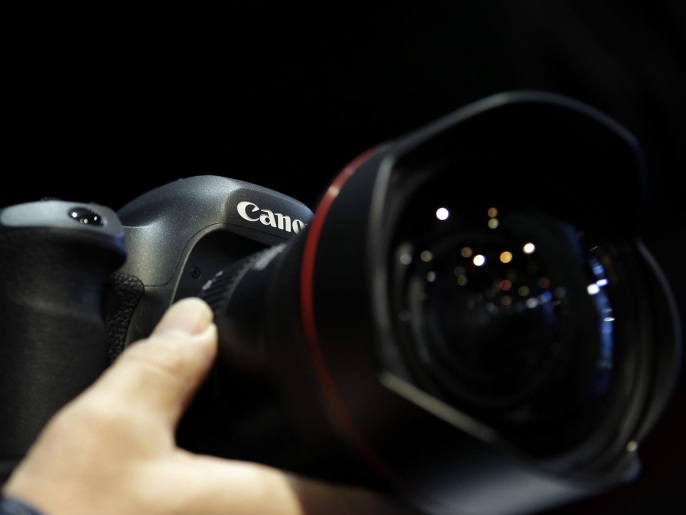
[0,224,125,482]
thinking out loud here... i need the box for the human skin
[3,298,418,515]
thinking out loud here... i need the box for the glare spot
[518,285,530,297]
[488,207,498,218]
[399,253,412,265]
[473,254,486,267]
[488,218,499,229]
[627,441,638,452]
[596,278,608,287]
[426,271,437,282]
[587,283,600,295]
[461,247,473,258]
[500,251,512,263]
[457,275,468,286]
[523,243,536,254]
[420,251,433,262]
[526,298,539,308]
[499,279,512,291]
[436,207,450,220]
[604,316,615,322]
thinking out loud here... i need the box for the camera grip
[0,207,125,482]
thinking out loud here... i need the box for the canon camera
[0,91,681,515]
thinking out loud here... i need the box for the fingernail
[154,297,214,336]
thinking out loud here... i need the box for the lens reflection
[402,222,563,411]
[388,190,621,454]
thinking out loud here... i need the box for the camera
[0,91,681,515]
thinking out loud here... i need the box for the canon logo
[236,201,307,234]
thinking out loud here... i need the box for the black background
[4,1,685,513]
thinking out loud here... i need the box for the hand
[2,298,418,515]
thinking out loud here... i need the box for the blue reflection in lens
[587,253,614,396]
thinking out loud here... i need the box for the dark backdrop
[5,1,685,513]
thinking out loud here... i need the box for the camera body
[0,92,681,515]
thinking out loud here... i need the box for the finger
[153,454,421,515]
[152,296,215,337]
[92,297,218,425]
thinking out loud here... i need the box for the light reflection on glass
[436,207,450,220]
[538,276,551,288]
[398,200,620,407]
[588,253,614,394]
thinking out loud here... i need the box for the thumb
[94,297,218,425]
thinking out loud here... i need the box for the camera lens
[382,164,640,460]
[194,92,681,515]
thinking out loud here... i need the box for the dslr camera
[0,91,681,515]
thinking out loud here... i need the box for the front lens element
[386,175,625,457]
[401,225,567,411]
